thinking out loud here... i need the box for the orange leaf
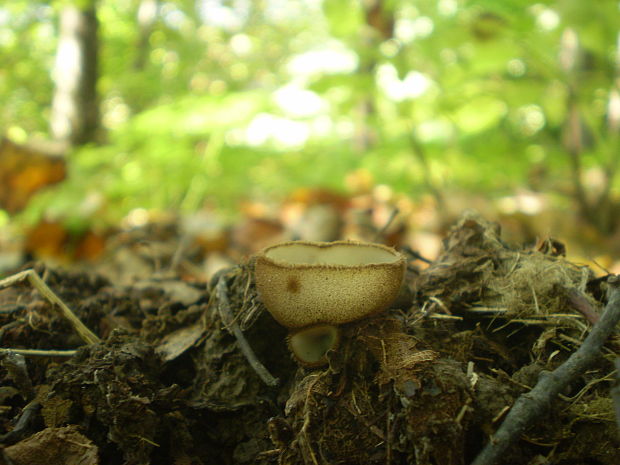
[0,138,66,214]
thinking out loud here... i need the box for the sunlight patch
[395,16,434,43]
[274,85,326,118]
[245,113,310,147]
[287,45,358,76]
[377,64,433,101]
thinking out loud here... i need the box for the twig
[215,274,278,387]
[427,313,463,321]
[0,269,100,345]
[0,400,41,444]
[169,234,190,272]
[373,208,399,243]
[0,348,77,357]
[565,287,600,324]
[464,307,584,321]
[613,358,620,434]
[401,246,433,265]
[472,275,620,465]
[491,406,510,424]
[463,306,509,315]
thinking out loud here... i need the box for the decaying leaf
[0,138,66,214]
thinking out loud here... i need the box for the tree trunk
[133,0,159,70]
[50,1,99,147]
[352,0,394,152]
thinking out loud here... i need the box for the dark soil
[1,213,618,465]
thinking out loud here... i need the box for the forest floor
[0,211,619,465]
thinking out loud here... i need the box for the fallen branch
[0,269,100,345]
[472,275,620,465]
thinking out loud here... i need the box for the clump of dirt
[414,213,596,320]
[0,212,618,464]
[40,334,173,464]
[3,425,98,465]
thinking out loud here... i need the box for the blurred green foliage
[2,0,620,227]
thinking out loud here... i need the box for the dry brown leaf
[0,138,66,214]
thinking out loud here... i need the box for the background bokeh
[1,0,620,267]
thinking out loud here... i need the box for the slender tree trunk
[134,0,159,70]
[560,28,620,233]
[352,0,394,152]
[50,0,99,147]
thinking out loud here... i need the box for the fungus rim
[255,240,405,271]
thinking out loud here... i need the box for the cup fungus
[254,240,405,366]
